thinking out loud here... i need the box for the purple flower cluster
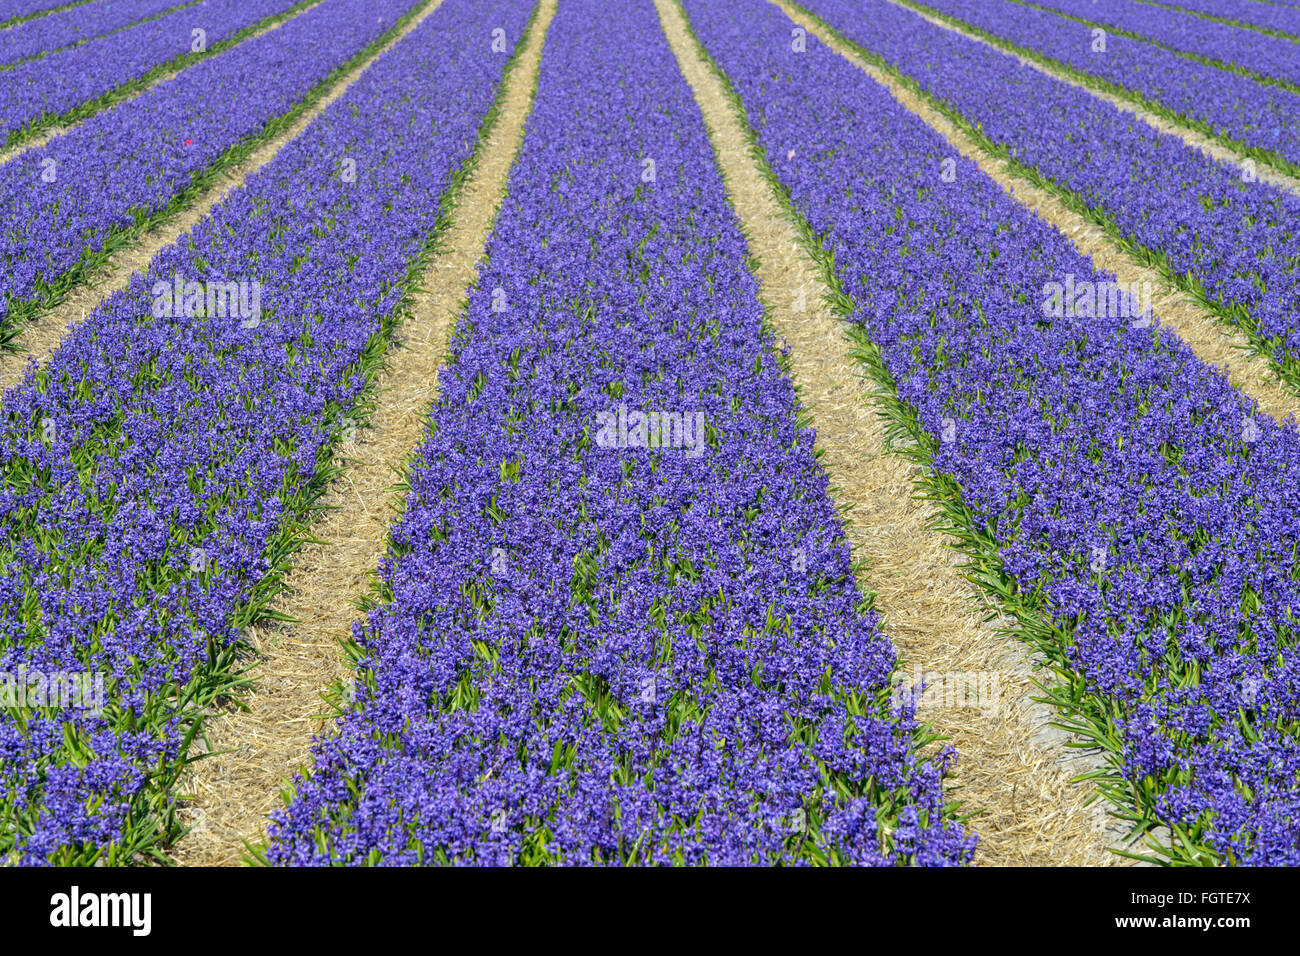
[0,0,419,338]
[0,0,301,145]
[0,0,526,864]
[914,0,1300,171]
[683,0,1300,864]
[265,0,973,868]
[1032,0,1300,87]
[1163,0,1300,35]
[798,0,1300,370]
[0,0,190,68]
[0,0,84,24]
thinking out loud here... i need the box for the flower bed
[683,0,1300,865]
[0,0,528,865]
[264,0,973,867]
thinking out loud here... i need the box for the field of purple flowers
[1,0,1297,867]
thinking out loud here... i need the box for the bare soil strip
[659,0,1125,865]
[775,0,1300,430]
[0,0,319,165]
[169,0,557,867]
[891,0,1300,196]
[0,0,437,397]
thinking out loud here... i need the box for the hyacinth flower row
[0,0,530,866]
[264,0,974,868]
[0,0,303,145]
[795,0,1300,380]
[0,0,79,24]
[0,0,425,344]
[1029,0,1300,88]
[682,0,1300,864]
[0,0,192,68]
[912,0,1300,174]
[1159,0,1300,36]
